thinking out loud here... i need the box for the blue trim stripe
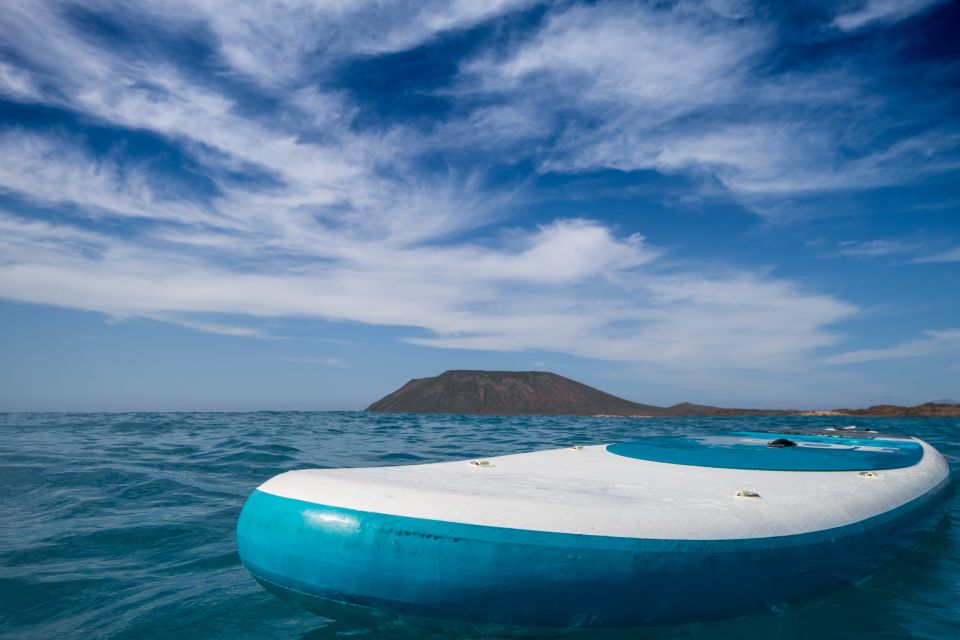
[236,475,952,627]
[606,431,924,471]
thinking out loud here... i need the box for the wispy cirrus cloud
[835,239,922,258]
[167,0,537,85]
[831,0,944,32]
[824,238,960,263]
[0,207,855,371]
[0,129,223,226]
[913,246,960,263]
[456,1,960,211]
[0,0,953,386]
[277,356,346,368]
[825,329,960,364]
[0,60,39,101]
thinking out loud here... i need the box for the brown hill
[835,402,960,418]
[365,370,783,417]
[366,370,665,416]
[367,370,959,418]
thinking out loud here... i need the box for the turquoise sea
[0,413,957,639]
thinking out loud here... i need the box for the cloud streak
[0,208,855,371]
[825,329,960,364]
[831,0,943,32]
[457,2,959,210]
[278,356,347,368]
[913,246,960,263]
[835,239,921,258]
[0,0,953,384]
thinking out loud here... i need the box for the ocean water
[0,412,957,640]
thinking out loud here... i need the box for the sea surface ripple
[0,413,957,639]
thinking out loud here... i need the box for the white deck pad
[258,437,949,540]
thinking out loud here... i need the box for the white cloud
[0,207,856,372]
[4,0,534,91]
[913,245,960,263]
[457,2,959,208]
[169,0,536,85]
[534,93,959,205]
[824,329,960,364]
[0,60,38,101]
[468,2,764,109]
[0,0,910,378]
[4,0,956,230]
[410,272,855,371]
[278,356,346,368]
[836,239,920,258]
[0,1,505,246]
[832,0,943,32]
[148,315,263,337]
[0,130,223,226]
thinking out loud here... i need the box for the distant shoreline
[366,370,960,418]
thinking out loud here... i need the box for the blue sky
[0,0,958,411]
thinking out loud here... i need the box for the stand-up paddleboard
[237,429,952,627]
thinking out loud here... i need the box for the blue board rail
[236,475,952,627]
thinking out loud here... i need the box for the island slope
[365,370,786,417]
[366,370,960,417]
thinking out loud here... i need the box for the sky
[0,0,958,411]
